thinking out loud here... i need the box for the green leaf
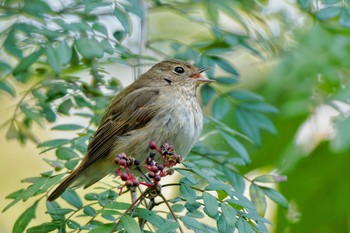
[206,0,219,24]
[113,6,131,34]
[212,95,230,119]
[221,132,250,163]
[215,77,238,85]
[93,23,108,35]
[254,175,287,183]
[136,208,164,228]
[331,116,350,152]
[65,158,80,170]
[236,217,253,233]
[261,187,288,208]
[120,214,141,233]
[113,30,126,42]
[217,213,235,233]
[0,80,16,97]
[58,98,73,115]
[171,204,185,212]
[249,184,267,216]
[61,189,83,209]
[56,147,79,160]
[13,200,39,233]
[46,208,73,215]
[180,216,205,231]
[84,192,100,201]
[211,56,239,76]
[38,139,70,148]
[316,6,342,20]
[180,183,197,204]
[67,220,80,230]
[221,203,237,226]
[46,45,61,74]
[203,192,219,218]
[200,84,216,106]
[13,49,45,75]
[84,205,97,217]
[27,222,57,233]
[100,40,114,54]
[51,124,84,131]
[339,8,350,28]
[4,28,23,58]
[75,37,104,59]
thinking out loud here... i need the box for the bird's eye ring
[174,66,185,74]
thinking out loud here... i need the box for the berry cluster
[114,153,140,190]
[114,141,182,191]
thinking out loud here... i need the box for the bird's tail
[47,168,81,201]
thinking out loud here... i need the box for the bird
[48,59,213,201]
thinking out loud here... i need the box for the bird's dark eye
[174,66,185,74]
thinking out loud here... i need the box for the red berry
[126,180,133,187]
[119,159,127,167]
[114,157,120,164]
[154,175,161,182]
[149,151,156,158]
[149,141,157,150]
[133,180,140,187]
[120,173,128,181]
[158,165,164,171]
[148,171,155,178]
[119,152,127,159]
[134,160,140,166]
[151,165,158,173]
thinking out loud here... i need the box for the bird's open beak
[190,67,215,83]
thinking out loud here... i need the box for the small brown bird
[48,60,213,201]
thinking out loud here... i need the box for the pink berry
[119,159,127,167]
[114,157,120,164]
[120,173,128,181]
[149,141,157,150]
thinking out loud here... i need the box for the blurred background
[1,0,350,232]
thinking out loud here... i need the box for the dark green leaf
[229,90,264,102]
[61,189,83,209]
[13,201,39,233]
[203,192,219,218]
[120,214,141,233]
[67,220,80,230]
[0,80,16,97]
[47,208,73,215]
[4,28,23,58]
[113,30,126,42]
[27,222,57,233]
[113,6,131,34]
[211,56,239,76]
[84,205,97,216]
[51,124,84,131]
[215,77,238,85]
[84,193,100,201]
[58,98,73,115]
[13,49,45,75]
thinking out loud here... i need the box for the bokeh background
[1,0,350,232]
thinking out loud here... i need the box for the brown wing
[48,86,160,201]
[83,87,160,167]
